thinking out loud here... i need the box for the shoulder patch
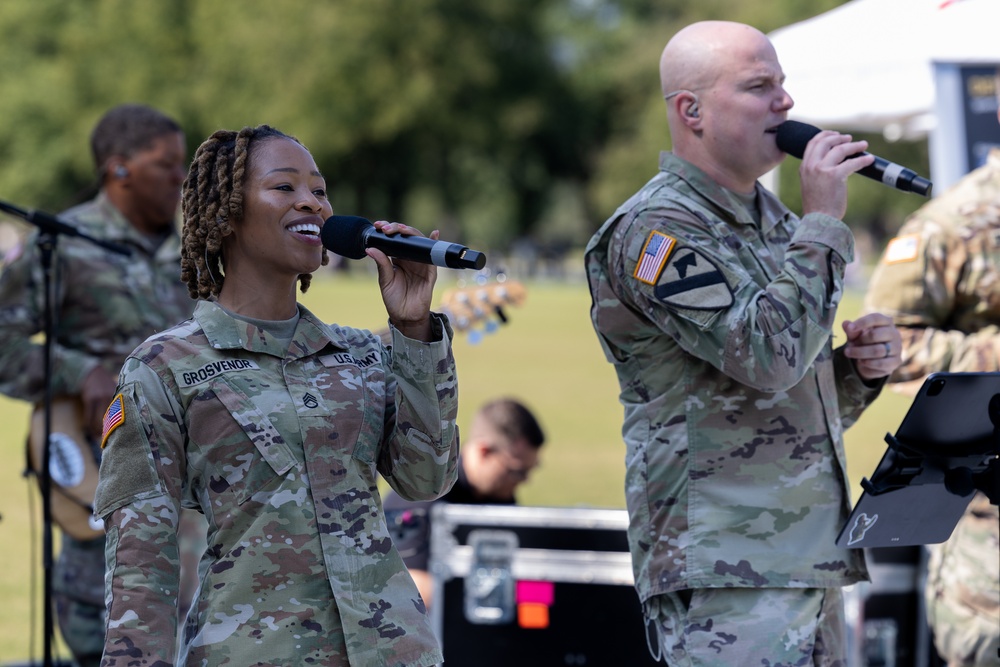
[654,247,733,310]
[883,234,920,264]
[633,231,676,285]
[101,393,125,449]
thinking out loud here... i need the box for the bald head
[660,21,769,99]
[657,21,792,192]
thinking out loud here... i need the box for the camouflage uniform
[864,148,1000,666]
[585,152,880,663]
[0,192,194,666]
[95,300,460,667]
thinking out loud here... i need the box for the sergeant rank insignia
[654,247,733,310]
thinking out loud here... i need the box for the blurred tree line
[0,0,927,266]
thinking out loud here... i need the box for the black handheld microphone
[321,215,486,270]
[776,120,933,197]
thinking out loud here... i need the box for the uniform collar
[658,151,792,234]
[193,300,348,358]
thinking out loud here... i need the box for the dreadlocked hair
[180,124,329,300]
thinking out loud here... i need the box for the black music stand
[837,372,1000,549]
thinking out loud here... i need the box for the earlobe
[113,164,129,179]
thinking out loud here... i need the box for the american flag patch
[634,231,676,285]
[883,233,920,264]
[101,393,125,449]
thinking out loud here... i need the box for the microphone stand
[0,199,129,667]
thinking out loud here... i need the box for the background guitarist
[0,103,196,667]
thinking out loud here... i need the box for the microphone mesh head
[775,120,821,159]
[321,215,371,260]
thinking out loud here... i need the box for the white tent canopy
[769,0,1000,142]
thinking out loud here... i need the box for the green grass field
[0,270,911,663]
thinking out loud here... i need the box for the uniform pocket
[317,351,385,466]
[197,378,298,505]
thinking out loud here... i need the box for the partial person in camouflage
[0,104,192,667]
[584,21,903,666]
[95,125,460,666]
[863,68,1000,667]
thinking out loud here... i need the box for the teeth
[288,223,320,235]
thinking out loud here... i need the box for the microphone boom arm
[0,199,132,256]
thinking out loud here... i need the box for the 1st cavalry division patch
[654,247,733,310]
[634,231,676,285]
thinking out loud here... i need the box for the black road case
[428,504,660,666]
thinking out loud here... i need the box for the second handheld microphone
[321,215,486,270]
[776,120,932,197]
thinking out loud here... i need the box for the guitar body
[375,278,527,344]
[439,279,526,338]
[27,397,104,541]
